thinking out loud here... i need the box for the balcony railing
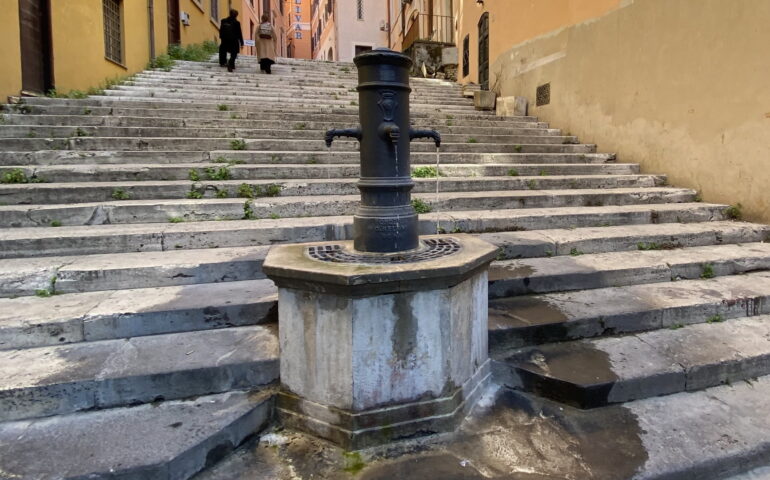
[403,14,453,51]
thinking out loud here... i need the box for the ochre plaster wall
[51,0,156,92]
[179,0,229,46]
[455,0,621,85]
[488,0,770,223]
[0,0,23,100]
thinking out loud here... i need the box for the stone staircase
[0,56,769,479]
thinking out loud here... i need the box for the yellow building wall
[51,0,159,92]
[454,0,620,84]
[179,0,230,46]
[0,0,231,99]
[0,0,23,100]
[478,0,770,223]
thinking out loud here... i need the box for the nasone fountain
[263,48,498,450]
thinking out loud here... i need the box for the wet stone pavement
[193,386,648,480]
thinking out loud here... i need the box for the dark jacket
[219,17,244,50]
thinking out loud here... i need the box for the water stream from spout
[435,146,441,234]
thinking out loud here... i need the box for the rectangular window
[295,6,301,13]
[357,0,363,20]
[210,0,219,21]
[103,0,123,64]
[295,31,302,39]
[295,15,301,21]
[263,0,270,15]
[462,34,469,77]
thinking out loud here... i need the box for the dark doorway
[167,0,180,46]
[354,45,372,57]
[478,12,489,90]
[18,0,53,95]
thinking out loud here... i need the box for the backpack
[220,18,236,41]
[258,23,272,39]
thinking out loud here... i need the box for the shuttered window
[210,0,219,21]
[103,0,123,64]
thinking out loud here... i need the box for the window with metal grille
[357,0,363,20]
[295,31,302,39]
[103,0,123,64]
[462,35,469,77]
[210,0,219,21]
[536,83,551,106]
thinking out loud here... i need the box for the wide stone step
[0,175,664,204]
[0,221,758,299]
[488,270,770,349]
[0,126,578,145]
[1,115,553,135]
[1,162,635,182]
[488,242,770,297]
[4,104,539,126]
[0,325,278,421]
[0,390,272,480]
[12,98,524,121]
[0,187,695,228]
[483,220,770,259]
[0,137,596,153]
[494,314,770,408]
[0,203,726,259]
[0,150,615,166]
[0,279,276,348]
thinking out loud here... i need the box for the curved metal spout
[409,128,441,148]
[325,128,362,148]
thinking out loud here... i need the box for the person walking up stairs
[219,9,243,72]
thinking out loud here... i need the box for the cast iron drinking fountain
[263,49,498,450]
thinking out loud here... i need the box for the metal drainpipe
[148,0,156,60]
[387,0,391,49]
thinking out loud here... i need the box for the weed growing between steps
[169,217,185,223]
[411,199,432,214]
[218,105,230,111]
[508,169,519,176]
[148,54,174,71]
[212,157,245,166]
[243,200,256,220]
[413,166,439,178]
[167,40,219,62]
[46,74,132,99]
[701,263,715,279]
[707,314,724,324]
[111,189,131,200]
[204,167,232,181]
[724,203,743,220]
[231,139,247,150]
[237,183,282,199]
[1,169,29,184]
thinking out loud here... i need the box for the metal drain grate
[307,238,462,264]
[536,83,551,106]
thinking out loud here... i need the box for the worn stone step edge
[0,187,697,228]
[0,389,274,480]
[0,278,277,349]
[0,151,615,167]
[493,314,770,408]
[0,163,637,183]
[0,221,759,298]
[0,203,728,259]
[0,175,664,205]
[0,324,279,421]
[488,270,770,349]
[488,242,770,298]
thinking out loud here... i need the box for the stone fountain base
[263,234,498,449]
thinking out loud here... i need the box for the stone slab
[0,325,279,420]
[0,390,273,480]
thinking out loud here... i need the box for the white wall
[336,0,388,62]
